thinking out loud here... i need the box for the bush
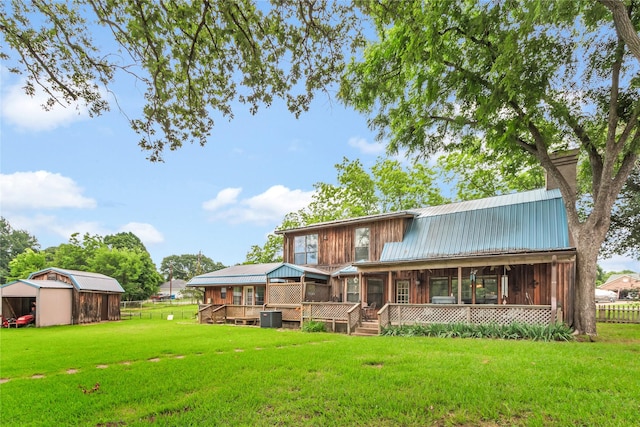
[381,322,574,341]
[301,320,326,332]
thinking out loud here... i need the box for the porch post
[301,273,306,302]
[551,255,558,323]
[265,278,270,305]
[457,267,462,305]
[358,271,363,304]
[387,271,393,303]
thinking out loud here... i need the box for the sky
[0,43,638,275]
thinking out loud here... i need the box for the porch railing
[377,304,554,328]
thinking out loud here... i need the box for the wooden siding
[30,270,73,284]
[72,290,120,324]
[282,218,407,269]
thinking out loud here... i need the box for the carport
[1,280,73,327]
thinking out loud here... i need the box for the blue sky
[0,62,638,274]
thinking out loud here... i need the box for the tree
[244,236,283,265]
[159,254,225,280]
[601,167,640,261]
[0,217,40,284]
[339,2,639,336]
[0,0,363,161]
[6,249,48,282]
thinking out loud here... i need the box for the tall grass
[381,322,574,341]
[1,320,639,426]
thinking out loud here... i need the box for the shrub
[301,320,326,332]
[381,322,574,341]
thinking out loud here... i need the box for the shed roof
[186,263,281,287]
[266,263,330,281]
[1,279,74,290]
[373,188,572,263]
[28,267,125,293]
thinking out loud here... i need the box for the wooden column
[388,271,394,303]
[551,255,558,323]
[457,267,462,305]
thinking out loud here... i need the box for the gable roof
[266,263,330,281]
[186,263,282,287]
[373,189,572,263]
[28,267,125,293]
[599,273,640,291]
[158,279,187,292]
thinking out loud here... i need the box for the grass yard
[1,319,639,427]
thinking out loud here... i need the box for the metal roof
[274,211,416,234]
[27,268,125,293]
[1,279,74,290]
[377,189,571,262]
[186,263,281,287]
[331,265,358,277]
[266,263,330,281]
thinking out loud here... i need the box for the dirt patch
[31,374,45,379]
[96,364,109,369]
[0,378,10,384]
[120,361,131,366]
[148,358,160,362]
[174,355,185,359]
[66,369,79,374]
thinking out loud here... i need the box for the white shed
[1,279,73,327]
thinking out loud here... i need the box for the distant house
[0,267,124,327]
[190,152,579,333]
[599,273,640,299]
[157,279,188,300]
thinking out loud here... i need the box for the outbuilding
[0,267,125,327]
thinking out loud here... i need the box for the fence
[121,310,198,320]
[596,304,640,324]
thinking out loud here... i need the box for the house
[599,273,640,299]
[156,279,188,300]
[0,267,125,327]
[192,152,579,333]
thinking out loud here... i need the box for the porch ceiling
[354,250,577,273]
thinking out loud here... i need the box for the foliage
[381,322,574,342]
[602,167,640,260]
[244,234,283,264]
[49,232,162,300]
[301,320,326,333]
[160,253,225,280]
[0,217,40,284]
[6,248,47,282]
[0,0,365,161]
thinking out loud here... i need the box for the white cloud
[119,222,164,245]
[1,79,91,131]
[202,187,243,210]
[0,171,96,210]
[203,185,314,225]
[348,136,385,155]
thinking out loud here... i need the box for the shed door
[101,295,109,320]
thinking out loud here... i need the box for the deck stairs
[352,320,379,336]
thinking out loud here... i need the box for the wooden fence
[596,304,640,324]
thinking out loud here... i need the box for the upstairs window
[294,234,318,265]
[355,227,370,262]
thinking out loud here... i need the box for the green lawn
[1,319,639,426]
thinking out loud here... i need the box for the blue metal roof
[379,189,571,261]
[267,263,330,281]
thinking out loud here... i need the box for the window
[355,227,370,262]
[294,234,318,265]
[429,277,450,300]
[220,287,227,300]
[233,287,242,305]
[346,277,360,302]
[397,280,409,304]
[255,287,265,305]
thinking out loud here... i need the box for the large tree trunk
[570,214,612,337]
